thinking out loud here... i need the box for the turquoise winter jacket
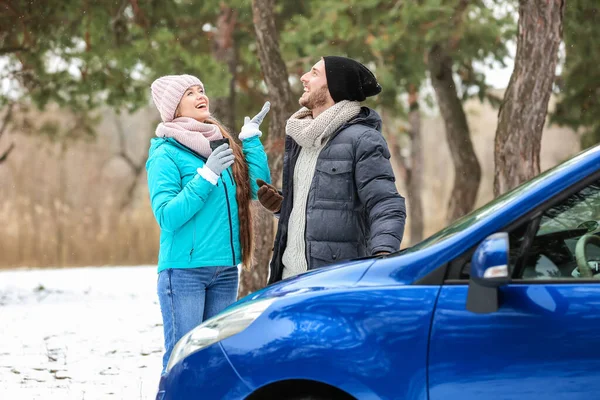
[146,136,271,272]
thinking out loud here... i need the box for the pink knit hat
[150,74,204,122]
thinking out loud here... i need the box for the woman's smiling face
[176,85,210,121]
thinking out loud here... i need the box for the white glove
[239,101,270,140]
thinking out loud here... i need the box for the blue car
[157,145,600,400]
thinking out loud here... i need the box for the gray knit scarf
[285,100,361,148]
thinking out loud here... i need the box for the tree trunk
[381,98,423,247]
[113,116,145,211]
[0,103,15,164]
[494,0,565,196]
[251,0,297,146]
[428,44,481,223]
[211,5,238,131]
[407,86,424,244]
[240,0,297,297]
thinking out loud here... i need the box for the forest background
[0,0,598,296]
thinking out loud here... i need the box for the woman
[146,74,271,373]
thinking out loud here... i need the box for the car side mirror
[466,232,510,314]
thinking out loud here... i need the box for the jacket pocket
[315,160,354,202]
[170,221,195,261]
[309,241,359,270]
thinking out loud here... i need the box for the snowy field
[0,266,163,400]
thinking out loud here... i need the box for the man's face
[299,59,333,110]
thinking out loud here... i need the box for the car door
[428,179,600,400]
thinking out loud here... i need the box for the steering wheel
[575,234,600,278]
[577,220,599,232]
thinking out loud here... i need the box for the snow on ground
[0,266,163,399]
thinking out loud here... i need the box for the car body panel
[222,286,439,400]
[429,284,600,400]
[157,343,250,400]
[239,258,376,304]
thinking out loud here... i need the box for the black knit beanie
[323,56,382,103]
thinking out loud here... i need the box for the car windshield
[400,149,593,255]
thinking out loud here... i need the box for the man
[257,56,406,284]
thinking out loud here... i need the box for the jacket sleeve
[354,130,406,254]
[146,149,217,233]
[242,136,271,200]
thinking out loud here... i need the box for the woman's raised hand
[239,101,271,140]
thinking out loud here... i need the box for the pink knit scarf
[155,117,223,158]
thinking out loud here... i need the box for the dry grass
[0,194,159,269]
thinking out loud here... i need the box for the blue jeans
[157,266,239,373]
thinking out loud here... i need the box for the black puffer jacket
[268,107,406,284]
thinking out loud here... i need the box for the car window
[404,150,596,256]
[513,180,600,280]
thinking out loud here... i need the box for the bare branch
[129,0,150,28]
[2,1,20,17]
[0,46,29,55]
[391,0,404,14]
[448,0,472,50]
[115,0,130,19]
[0,102,15,140]
[381,109,409,181]
[113,117,145,211]
[0,142,15,164]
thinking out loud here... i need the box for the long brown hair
[205,118,254,270]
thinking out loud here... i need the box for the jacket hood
[148,137,168,158]
[346,107,382,132]
[148,137,206,161]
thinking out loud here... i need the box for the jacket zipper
[189,222,196,262]
[222,170,236,265]
[226,168,235,186]
[304,215,310,270]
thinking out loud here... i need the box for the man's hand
[374,251,390,256]
[256,179,283,213]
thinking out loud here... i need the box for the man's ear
[324,86,335,106]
